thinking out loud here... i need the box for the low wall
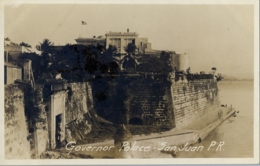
[114,130,197,158]
[114,108,236,158]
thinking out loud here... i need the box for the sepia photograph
[1,0,259,165]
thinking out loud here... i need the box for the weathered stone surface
[65,82,89,123]
[172,79,219,129]
[4,84,31,159]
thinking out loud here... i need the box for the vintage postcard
[0,0,259,165]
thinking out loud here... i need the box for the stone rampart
[171,79,219,129]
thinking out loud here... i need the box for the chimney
[127,28,129,32]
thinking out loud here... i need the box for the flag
[82,21,87,25]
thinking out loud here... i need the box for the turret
[170,52,190,82]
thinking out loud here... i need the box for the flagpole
[94,27,96,37]
[81,24,82,37]
[81,21,87,37]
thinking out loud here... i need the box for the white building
[105,29,153,54]
[75,29,153,54]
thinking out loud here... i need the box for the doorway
[55,114,62,148]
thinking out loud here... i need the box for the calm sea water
[178,81,254,158]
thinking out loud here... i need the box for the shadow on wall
[129,117,143,125]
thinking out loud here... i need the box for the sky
[4,4,255,79]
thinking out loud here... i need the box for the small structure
[4,62,22,85]
[170,52,190,73]
[43,76,68,149]
[170,52,190,82]
[4,38,34,86]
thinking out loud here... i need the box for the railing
[187,73,214,80]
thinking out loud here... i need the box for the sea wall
[92,75,219,132]
[172,79,219,129]
[114,108,235,159]
[127,81,174,127]
[4,84,31,159]
[92,75,174,127]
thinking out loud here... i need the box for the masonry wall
[127,81,174,127]
[66,82,89,123]
[33,103,48,158]
[4,84,31,159]
[171,79,219,129]
[64,82,93,142]
[92,75,175,126]
[4,80,108,157]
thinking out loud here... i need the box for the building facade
[75,29,153,54]
[105,29,153,54]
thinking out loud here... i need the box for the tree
[36,39,54,54]
[35,39,55,69]
[20,42,32,48]
[124,43,137,56]
[19,52,42,80]
[159,51,172,72]
[102,45,118,63]
[121,43,138,71]
[100,45,120,73]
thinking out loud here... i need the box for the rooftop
[75,37,106,42]
[4,62,21,68]
[105,31,139,36]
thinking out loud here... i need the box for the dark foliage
[20,42,32,48]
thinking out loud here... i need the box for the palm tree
[124,43,137,56]
[20,42,31,47]
[36,39,54,68]
[121,43,138,72]
[36,39,54,54]
[100,45,120,73]
[102,45,118,64]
